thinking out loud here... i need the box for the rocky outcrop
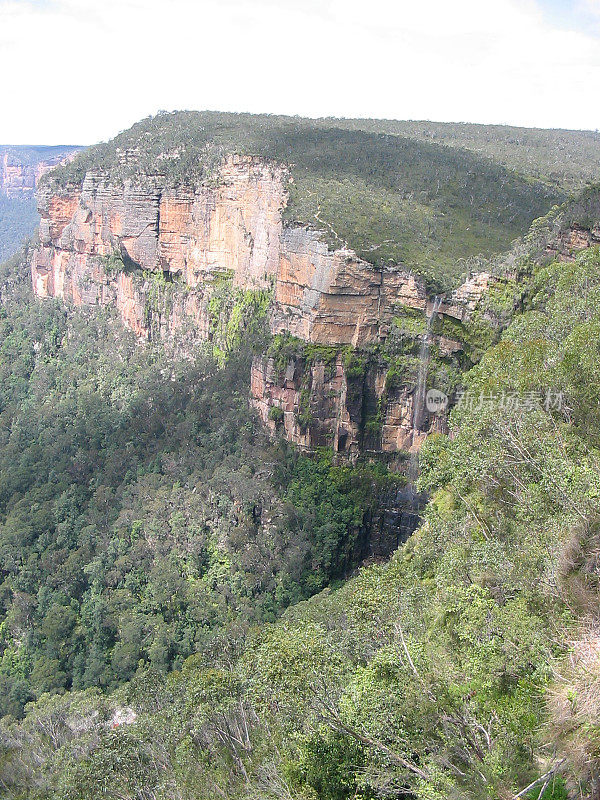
[34,156,285,287]
[546,223,600,262]
[441,272,496,321]
[271,228,427,346]
[250,347,451,460]
[32,155,440,344]
[1,147,80,198]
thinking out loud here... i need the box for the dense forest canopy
[2,114,600,799]
[1,195,600,797]
[322,118,600,192]
[0,194,38,262]
[0,249,399,719]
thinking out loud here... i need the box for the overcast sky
[1,0,599,144]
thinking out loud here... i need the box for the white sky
[1,0,599,144]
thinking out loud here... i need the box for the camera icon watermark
[426,388,450,413]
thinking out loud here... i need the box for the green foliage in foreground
[47,111,566,289]
[0,252,394,721]
[3,256,600,796]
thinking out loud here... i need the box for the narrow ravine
[408,295,442,482]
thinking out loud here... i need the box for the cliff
[271,228,427,346]
[31,153,495,458]
[32,156,285,343]
[35,150,599,463]
[32,155,440,345]
[545,222,600,261]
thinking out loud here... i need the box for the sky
[1,0,599,144]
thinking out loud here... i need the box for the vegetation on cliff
[0,251,397,721]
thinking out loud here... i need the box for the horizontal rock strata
[31,153,491,455]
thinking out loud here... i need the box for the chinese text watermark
[426,388,565,414]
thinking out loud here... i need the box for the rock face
[32,156,280,333]
[546,223,600,262]
[31,153,480,456]
[441,272,496,321]
[32,156,287,343]
[272,228,427,346]
[32,155,434,347]
[0,147,80,198]
[250,346,450,461]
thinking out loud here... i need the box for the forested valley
[1,113,600,799]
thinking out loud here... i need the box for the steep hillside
[0,246,407,720]
[35,114,599,464]
[30,146,496,461]
[323,117,600,192]
[2,188,600,799]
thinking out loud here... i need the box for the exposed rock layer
[32,156,441,347]
[546,223,600,262]
[272,228,427,346]
[250,347,450,462]
[31,155,491,455]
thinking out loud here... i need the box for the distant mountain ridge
[0,145,82,198]
[0,144,82,261]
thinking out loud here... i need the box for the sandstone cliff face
[441,272,496,321]
[546,223,600,262]
[32,156,286,341]
[32,154,438,345]
[31,153,482,456]
[271,228,427,346]
[250,346,451,461]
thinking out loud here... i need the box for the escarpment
[32,156,286,343]
[31,154,498,458]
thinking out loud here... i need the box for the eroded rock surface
[32,155,437,344]
[250,350,450,459]
[546,223,600,262]
[31,154,486,455]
